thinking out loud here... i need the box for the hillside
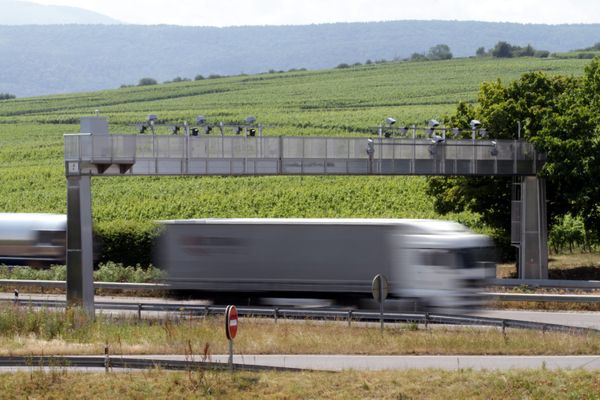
[0,0,120,25]
[1,20,599,96]
[0,57,591,263]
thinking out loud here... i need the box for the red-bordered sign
[225,305,238,340]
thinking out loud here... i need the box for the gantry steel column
[66,175,94,314]
[517,176,548,279]
[66,117,107,315]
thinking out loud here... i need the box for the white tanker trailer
[0,213,66,267]
[157,218,496,310]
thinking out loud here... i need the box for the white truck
[157,218,496,310]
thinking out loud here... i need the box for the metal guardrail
[489,278,600,290]
[1,279,599,302]
[1,297,597,334]
[0,356,303,372]
[484,293,600,303]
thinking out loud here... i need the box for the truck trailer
[157,218,496,310]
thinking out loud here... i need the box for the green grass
[0,57,592,261]
[0,369,598,399]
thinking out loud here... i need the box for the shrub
[0,93,16,100]
[138,78,158,86]
[94,262,164,282]
[549,214,586,253]
[410,53,428,62]
[95,220,161,266]
[335,63,350,69]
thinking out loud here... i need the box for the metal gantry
[65,117,548,313]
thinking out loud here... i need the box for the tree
[0,93,16,100]
[427,44,453,60]
[491,41,514,58]
[516,44,535,57]
[475,47,487,57]
[138,77,157,86]
[427,58,600,258]
[410,52,428,62]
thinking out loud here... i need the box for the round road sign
[225,305,238,340]
[371,274,389,302]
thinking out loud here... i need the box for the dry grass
[497,251,600,280]
[494,252,600,311]
[0,306,597,357]
[0,368,597,399]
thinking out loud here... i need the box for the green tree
[427,44,453,60]
[475,47,487,57]
[427,58,600,257]
[491,41,514,58]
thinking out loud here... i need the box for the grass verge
[0,306,597,357]
[0,369,598,399]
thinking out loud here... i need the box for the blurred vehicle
[156,218,496,311]
[0,213,66,267]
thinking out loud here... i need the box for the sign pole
[225,305,238,372]
[372,274,388,336]
[228,339,233,371]
[379,277,384,334]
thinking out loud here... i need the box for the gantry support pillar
[514,176,548,279]
[66,117,107,315]
[66,175,94,314]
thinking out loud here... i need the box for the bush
[534,50,550,58]
[138,78,158,86]
[410,53,428,62]
[170,77,190,83]
[194,74,205,80]
[335,63,350,69]
[0,93,16,100]
[0,263,163,282]
[94,262,164,282]
[0,265,66,280]
[95,220,161,266]
[549,214,586,253]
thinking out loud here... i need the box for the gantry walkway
[64,133,543,177]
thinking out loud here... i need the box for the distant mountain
[0,0,120,25]
[1,20,599,97]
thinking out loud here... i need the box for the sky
[22,0,600,26]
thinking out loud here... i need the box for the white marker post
[225,305,238,371]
